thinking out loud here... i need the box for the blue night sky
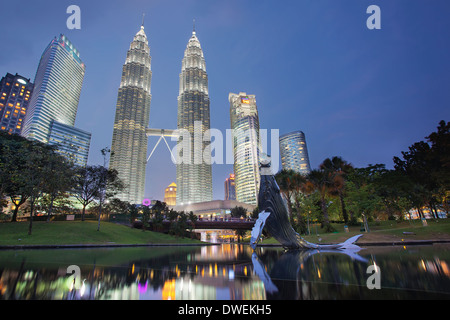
[1,0,449,202]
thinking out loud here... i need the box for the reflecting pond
[0,243,449,300]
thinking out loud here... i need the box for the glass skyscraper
[224,173,236,201]
[176,28,212,205]
[279,130,311,175]
[0,73,33,135]
[109,25,152,204]
[229,92,260,206]
[22,34,85,143]
[48,120,91,167]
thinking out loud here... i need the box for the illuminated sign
[241,96,250,104]
[17,79,27,85]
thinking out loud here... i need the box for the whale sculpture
[250,156,363,251]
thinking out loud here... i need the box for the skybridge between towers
[146,128,178,163]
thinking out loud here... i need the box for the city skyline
[1,0,449,202]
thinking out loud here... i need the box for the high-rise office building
[176,28,212,205]
[279,130,311,175]
[229,92,260,206]
[0,73,33,135]
[22,34,85,143]
[224,173,236,201]
[48,120,91,167]
[109,24,152,204]
[164,182,177,206]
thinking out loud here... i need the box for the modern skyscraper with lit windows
[0,73,33,135]
[109,24,152,204]
[48,120,91,167]
[22,34,85,143]
[229,92,260,206]
[224,173,236,201]
[279,130,311,175]
[176,27,212,205]
[20,34,90,167]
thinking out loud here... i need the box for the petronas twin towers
[110,22,212,204]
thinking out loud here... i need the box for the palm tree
[275,169,297,223]
[320,156,353,223]
[306,168,334,231]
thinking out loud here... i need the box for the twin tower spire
[109,19,212,205]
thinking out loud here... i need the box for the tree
[320,156,353,223]
[188,211,198,238]
[345,165,384,224]
[275,169,297,223]
[393,121,450,219]
[96,167,125,231]
[306,169,334,232]
[41,152,75,222]
[231,206,247,242]
[128,203,139,225]
[141,204,151,231]
[72,164,125,225]
[73,165,104,221]
[0,132,33,221]
[0,133,76,226]
[96,147,125,231]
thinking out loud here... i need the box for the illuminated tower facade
[224,173,236,201]
[229,92,260,206]
[279,131,311,175]
[22,34,85,143]
[109,24,152,204]
[176,28,212,205]
[0,73,33,135]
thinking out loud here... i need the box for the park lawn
[259,218,450,245]
[0,221,203,246]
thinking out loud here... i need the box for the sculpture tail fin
[341,234,363,248]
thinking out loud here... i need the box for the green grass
[0,221,204,246]
[259,218,450,245]
[1,219,449,247]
